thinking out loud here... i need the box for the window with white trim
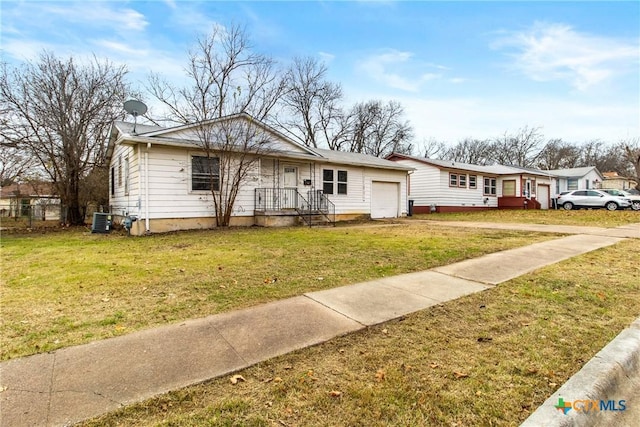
[567,179,578,190]
[337,170,348,194]
[323,169,334,194]
[323,169,348,195]
[484,177,497,196]
[458,174,467,188]
[124,156,130,195]
[469,175,477,189]
[449,173,458,187]
[192,155,220,191]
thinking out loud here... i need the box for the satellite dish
[124,99,147,117]
[123,99,148,133]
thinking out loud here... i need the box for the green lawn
[412,209,640,227]
[1,223,555,360]
[81,238,640,427]
[4,214,639,426]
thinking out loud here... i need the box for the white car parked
[600,189,640,211]
[557,190,632,211]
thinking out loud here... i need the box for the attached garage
[371,181,399,218]
[537,184,550,209]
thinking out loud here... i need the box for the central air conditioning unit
[91,213,113,233]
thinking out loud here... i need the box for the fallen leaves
[375,369,386,382]
[329,390,342,397]
[230,374,246,385]
[453,371,469,379]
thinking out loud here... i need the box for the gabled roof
[547,166,603,180]
[107,114,412,172]
[387,153,611,179]
[311,148,414,171]
[0,181,58,198]
[386,153,550,177]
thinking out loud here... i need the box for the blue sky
[2,0,639,147]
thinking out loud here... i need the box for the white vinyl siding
[314,164,407,216]
[145,146,257,218]
[109,143,139,216]
[394,159,496,208]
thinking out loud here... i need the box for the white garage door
[371,181,399,218]
[538,185,550,209]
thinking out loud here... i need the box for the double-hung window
[192,155,220,191]
[483,177,497,196]
[323,169,348,195]
[469,175,477,189]
[337,170,348,194]
[567,179,578,191]
[323,169,334,194]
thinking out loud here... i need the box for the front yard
[414,208,639,227]
[2,222,555,360]
[3,211,639,426]
[81,235,640,426]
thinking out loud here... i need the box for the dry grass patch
[81,239,640,427]
[1,223,554,360]
[413,209,640,227]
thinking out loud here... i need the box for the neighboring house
[548,167,604,195]
[106,113,412,235]
[600,171,638,191]
[386,154,554,213]
[0,181,61,220]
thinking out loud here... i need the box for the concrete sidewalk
[411,219,640,239]
[0,224,636,426]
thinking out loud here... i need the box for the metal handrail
[255,188,335,226]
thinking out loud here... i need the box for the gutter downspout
[145,143,151,233]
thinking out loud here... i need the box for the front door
[284,166,297,188]
[282,166,298,209]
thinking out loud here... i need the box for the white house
[106,113,412,235]
[386,154,555,213]
[547,167,604,195]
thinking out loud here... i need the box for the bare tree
[346,100,413,157]
[490,126,544,167]
[415,137,447,159]
[536,139,581,170]
[148,24,285,124]
[442,138,492,165]
[273,56,347,150]
[0,53,128,225]
[147,24,286,226]
[620,137,640,190]
[0,106,39,185]
[0,142,36,186]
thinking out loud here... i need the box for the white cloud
[493,22,639,91]
[318,51,336,63]
[163,0,178,10]
[91,40,148,56]
[38,3,149,33]
[357,49,444,92]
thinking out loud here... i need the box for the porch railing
[255,188,335,226]
[255,188,299,211]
